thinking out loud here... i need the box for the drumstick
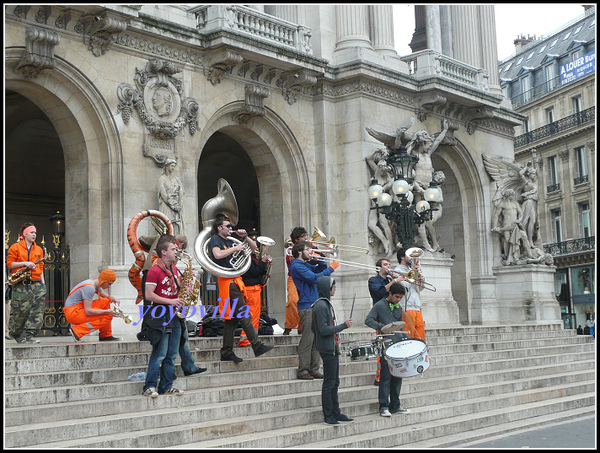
[349,294,356,319]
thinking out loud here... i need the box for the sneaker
[14,336,26,344]
[283,328,291,335]
[143,387,158,398]
[394,407,411,414]
[70,328,82,343]
[184,367,208,376]
[99,336,121,341]
[162,387,184,396]
[221,352,243,363]
[253,343,274,357]
[336,414,354,422]
[380,409,392,417]
[324,417,340,425]
[310,372,324,379]
[24,337,41,344]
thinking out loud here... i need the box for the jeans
[379,354,403,412]
[320,352,341,419]
[179,325,201,374]
[297,308,320,376]
[144,317,182,393]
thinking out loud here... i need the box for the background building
[498,5,596,329]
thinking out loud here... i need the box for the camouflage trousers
[9,281,46,340]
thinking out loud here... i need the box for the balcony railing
[544,236,595,256]
[574,175,589,185]
[400,50,490,92]
[515,107,595,148]
[190,4,313,55]
[547,183,560,193]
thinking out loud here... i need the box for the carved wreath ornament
[117,58,199,139]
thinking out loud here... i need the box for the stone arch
[433,138,491,324]
[192,101,310,319]
[5,49,124,283]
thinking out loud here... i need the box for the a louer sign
[560,50,595,85]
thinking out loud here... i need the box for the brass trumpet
[111,303,133,324]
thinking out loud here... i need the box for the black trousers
[320,352,341,419]
[221,281,261,356]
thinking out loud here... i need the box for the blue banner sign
[560,50,595,85]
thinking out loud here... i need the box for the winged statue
[366,116,416,152]
[482,153,527,207]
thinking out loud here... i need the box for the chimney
[514,34,534,52]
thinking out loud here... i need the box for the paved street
[461,415,596,449]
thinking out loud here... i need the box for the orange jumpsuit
[64,282,113,339]
[285,256,300,331]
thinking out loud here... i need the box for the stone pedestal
[419,254,460,327]
[493,264,561,324]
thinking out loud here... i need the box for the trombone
[311,253,436,292]
[310,227,369,254]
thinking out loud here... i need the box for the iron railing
[515,107,595,148]
[544,236,595,256]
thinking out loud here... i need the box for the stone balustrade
[400,49,490,92]
[191,4,312,55]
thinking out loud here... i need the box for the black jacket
[311,276,348,355]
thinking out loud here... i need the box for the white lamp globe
[377,192,393,207]
[392,179,411,196]
[416,200,430,212]
[368,183,383,200]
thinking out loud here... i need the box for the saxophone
[176,250,202,319]
[8,247,47,285]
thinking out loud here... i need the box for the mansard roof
[498,7,595,81]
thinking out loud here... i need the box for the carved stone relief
[234,84,271,124]
[116,58,199,165]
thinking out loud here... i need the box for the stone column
[450,5,480,68]
[271,5,305,25]
[369,5,397,57]
[335,5,372,51]
[409,5,427,53]
[440,5,453,58]
[479,5,502,95]
[424,5,442,53]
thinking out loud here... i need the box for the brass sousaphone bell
[194,179,252,278]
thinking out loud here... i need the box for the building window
[562,31,571,41]
[572,95,583,114]
[546,107,555,124]
[578,202,590,238]
[572,50,581,61]
[521,75,532,102]
[547,155,560,192]
[574,146,588,183]
[551,208,562,243]
[523,117,529,133]
[550,38,558,48]
[573,24,583,35]
[571,265,594,298]
[545,64,557,91]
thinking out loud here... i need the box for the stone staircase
[4,323,595,448]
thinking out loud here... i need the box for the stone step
[5,337,595,408]
[173,386,596,449]
[6,373,594,448]
[407,409,597,448]
[295,393,597,449]
[5,330,593,377]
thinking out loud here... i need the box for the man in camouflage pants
[6,223,46,344]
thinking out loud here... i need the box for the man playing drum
[365,282,411,417]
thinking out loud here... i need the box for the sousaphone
[194,179,252,278]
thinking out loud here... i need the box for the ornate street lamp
[49,211,65,248]
[368,145,441,248]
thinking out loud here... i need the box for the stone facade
[6,5,559,335]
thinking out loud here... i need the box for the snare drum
[384,339,430,378]
[349,344,378,361]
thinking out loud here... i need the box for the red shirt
[145,264,180,301]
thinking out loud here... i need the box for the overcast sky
[393,4,587,61]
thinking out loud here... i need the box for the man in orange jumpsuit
[284,227,309,335]
[64,269,122,341]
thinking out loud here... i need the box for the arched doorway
[197,131,260,232]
